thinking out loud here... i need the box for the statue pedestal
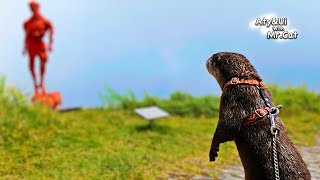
[32,92,62,109]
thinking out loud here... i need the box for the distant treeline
[100,85,320,117]
[1,76,319,117]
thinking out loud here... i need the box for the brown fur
[206,52,311,180]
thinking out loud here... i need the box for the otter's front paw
[209,147,219,162]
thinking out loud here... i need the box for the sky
[0,1,319,107]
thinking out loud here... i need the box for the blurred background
[1,1,320,179]
[0,0,319,107]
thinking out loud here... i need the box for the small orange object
[32,91,62,109]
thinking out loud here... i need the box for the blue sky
[0,1,319,107]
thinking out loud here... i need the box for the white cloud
[249,13,298,43]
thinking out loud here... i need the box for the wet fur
[206,52,311,180]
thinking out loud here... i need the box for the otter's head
[206,52,262,90]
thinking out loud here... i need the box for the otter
[206,52,311,180]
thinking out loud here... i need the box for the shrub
[100,85,320,117]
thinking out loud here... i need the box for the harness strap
[243,107,270,125]
[224,77,281,179]
[223,77,265,91]
[257,86,272,108]
[223,77,271,125]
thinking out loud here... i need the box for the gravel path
[300,142,320,180]
[167,140,320,180]
[217,139,320,180]
[185,139,320,180]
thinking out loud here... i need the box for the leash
[224,77,282,180]
[257,86,281,180]
[269,105,281,180]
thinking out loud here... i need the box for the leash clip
[269,106,281,135]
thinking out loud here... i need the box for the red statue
[23,1,54,95]
[23,1,61,109]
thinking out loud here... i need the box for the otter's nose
[206,58,213,75]
[206,58,211,69]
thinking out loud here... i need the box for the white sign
[134,106,169,120]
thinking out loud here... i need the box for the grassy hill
[1,79,319,179]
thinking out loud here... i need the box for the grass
[0,79,319,179]
[0,107,234,179]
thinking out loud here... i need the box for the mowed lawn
[0,104,319,179]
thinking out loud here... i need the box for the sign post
[134,106,169,128]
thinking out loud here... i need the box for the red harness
[223,77,270,125]
[223,77,265,92]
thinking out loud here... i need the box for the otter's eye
[222,56,228,61]
[215,56,225,65]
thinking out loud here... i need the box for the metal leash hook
[269,105,282,180]
[269,106,280,135]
